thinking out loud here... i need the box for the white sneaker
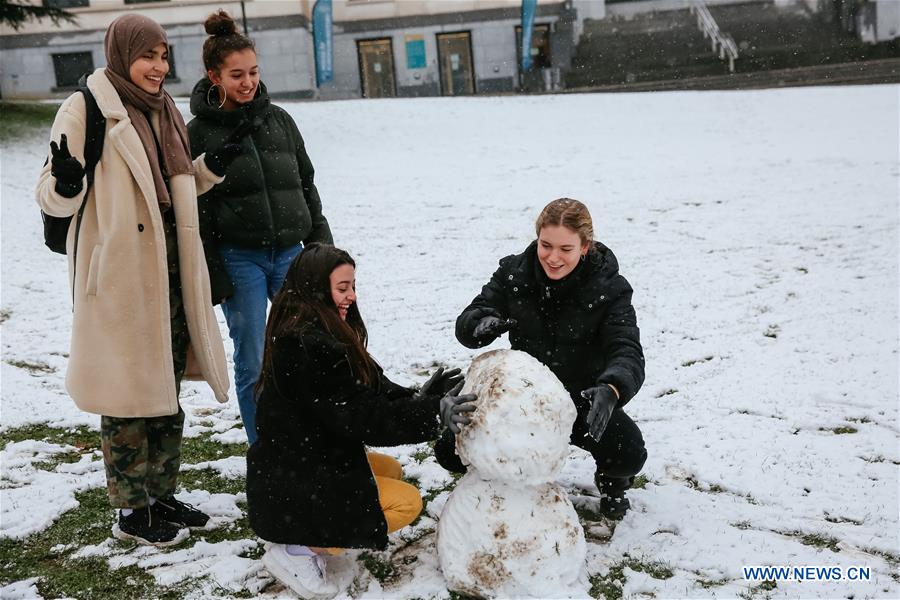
[262,544,338,599]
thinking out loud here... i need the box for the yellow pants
[367,452,423,533]
[317,452,422,556]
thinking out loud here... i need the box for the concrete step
[563,58,900,93]
[567,59,731,87]
[582,8,696,36]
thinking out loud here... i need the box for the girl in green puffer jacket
[187,10,333,446]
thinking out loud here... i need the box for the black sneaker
[152,495,210,528]
[112,507,189,546]
[600,495,631,520]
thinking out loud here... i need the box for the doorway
[437,32,475,96]
[357,38,396,98]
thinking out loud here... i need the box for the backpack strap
[77,75,105,188]
[67,77,106,305]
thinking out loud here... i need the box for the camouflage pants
[100,214,189,509]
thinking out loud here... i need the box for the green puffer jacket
[187,79,333,301]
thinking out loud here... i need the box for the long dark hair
[255,243,379,399]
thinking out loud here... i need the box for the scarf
[104,14,193,210]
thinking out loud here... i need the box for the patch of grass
[655,388,678,398]
[589,556,674,599]
[359,550,397,583]
[0,488,160,598]
[824,514,863,526]
[178,468,245,496]
[44,557,159,600]
[681,356,714,367]
[0,431,87,475]
[0,424,99,452]
[685,475,725,494]
[449,592,482,600]
[411,447,431,463]
[798,532,842,553]
[180,432,247,465]
[33,451,85,472]
[632,474,649,489]
[738,580,777,599]
[196,503,256,547]
[697,576,730,588]
[0,101,59,141]
[0,425,261,598]
[846,416,872,424]
[626,557,674,580]
[819,426,858,435]
[4,359,56,374]
[589,563,626,599]
[584,523,614,544]
[574,502,605,523]
[0,309,10,324]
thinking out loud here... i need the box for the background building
[1,0,897,100]
[1,0,317,99]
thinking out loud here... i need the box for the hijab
[104,14,193,210]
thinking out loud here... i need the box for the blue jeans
[220,243,303,444]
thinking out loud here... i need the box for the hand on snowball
[439,381,478,434]
[418,366,464,398]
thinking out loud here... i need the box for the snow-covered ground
[2,84,898,598]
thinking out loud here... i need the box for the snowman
[436,349,588,598]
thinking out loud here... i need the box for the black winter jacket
[187,79,333,301]
[246,325,441,549]
[456,241,645,408]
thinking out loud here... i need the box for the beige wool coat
[35,68,229,418]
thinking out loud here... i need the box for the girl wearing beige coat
[35,14,238,547]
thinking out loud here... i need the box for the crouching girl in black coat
[247,243,475,599]
[439,198,647,520]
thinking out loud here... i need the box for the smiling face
[128,43,169,94]
[537,225,590,280]
[330,264,357,321]
[208,48,259,110]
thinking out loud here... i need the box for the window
[43,0,89,8]
[52,52,94,89]
[166,45,177,80]
[515,24,552,70]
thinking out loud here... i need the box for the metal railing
[690,0,739,72]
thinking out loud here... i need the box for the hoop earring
[206,82,227,109]
[580,253,587,262]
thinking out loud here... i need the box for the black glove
[473,316,517,343]
[417,367,464,399]
[204,119,255,176]
[582,385,618,442]
[50,134,85,198]
[439,381,478,434]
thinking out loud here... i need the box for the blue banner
[520,0,538,71]
[313,0,333,85]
